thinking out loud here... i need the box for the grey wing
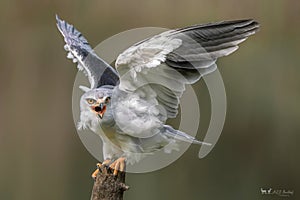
[56,15,119,88]
[115,19,259,119]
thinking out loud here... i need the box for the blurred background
[0,0,299,199]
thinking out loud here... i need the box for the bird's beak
[93,103,106,119]
[98,106,106,119]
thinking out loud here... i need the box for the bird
[56,15,259,177]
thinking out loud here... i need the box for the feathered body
[56,15,259,165]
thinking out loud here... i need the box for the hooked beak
[93,103,106,119]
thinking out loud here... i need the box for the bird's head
[80,88,112,119]
[78,87,114,130]
[85,96,111,119]
[78,87,114,128]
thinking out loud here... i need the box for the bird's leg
[102,159,111,166]
[91,159,112,179]
[109,157,126,176]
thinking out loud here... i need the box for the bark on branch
[91,165,129,200]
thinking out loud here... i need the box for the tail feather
[163,125,211,146]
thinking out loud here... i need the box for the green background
[0,0,299,199]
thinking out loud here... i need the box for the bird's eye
[105,97,110,103]
[86,98,96,104]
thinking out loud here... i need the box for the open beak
[93,103,106,119]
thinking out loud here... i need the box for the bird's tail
[163,125,211,146]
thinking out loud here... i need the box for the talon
[91,162,103,179]
[113,161,121,176]
[91,159,112,179]
[109,157,126,176]
[96,163,102,169]
[91,168,99,180]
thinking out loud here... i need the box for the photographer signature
[261,187,294,197]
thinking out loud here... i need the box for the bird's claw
[109,157,126,176]
[91,163,101,180]
[102,159,112,167]
[91,159,112,180]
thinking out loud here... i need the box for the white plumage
[56,15,259,171]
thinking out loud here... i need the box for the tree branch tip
[119,183,130,191]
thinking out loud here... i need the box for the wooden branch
[91,165,129,200]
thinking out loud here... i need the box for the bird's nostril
[94,106,102,112]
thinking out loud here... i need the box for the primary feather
[56,15,119,88]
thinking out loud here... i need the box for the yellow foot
[91,163,101,179]
[109,157,126,176]
[91,159,111,179]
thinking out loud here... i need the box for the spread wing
[56,15,119,88]
[115,19,259,120]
